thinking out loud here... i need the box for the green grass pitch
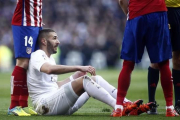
[0,69,179,120]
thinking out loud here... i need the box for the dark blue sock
[172,69,180,106]
[148,67,159,102]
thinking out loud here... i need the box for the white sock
[95,75,132,103]
[123,98,131,103]
[115,105,123,110]
[95,75,117,98]
[166,105,174,110]
[83,76,116,109]
[67,92,89,115]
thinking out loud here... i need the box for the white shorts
[34,82,78,115]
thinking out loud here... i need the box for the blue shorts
[12,25,42,59]
[120,12,172,63]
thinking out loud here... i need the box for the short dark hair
[38,28,55,45]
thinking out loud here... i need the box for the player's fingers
[91,67,96,76]
[90,68,96,76]
[88,67,93,75]
[93,71,96,76]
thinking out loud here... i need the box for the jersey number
[24,36,33,47]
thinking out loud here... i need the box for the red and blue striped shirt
[12,0,42,27]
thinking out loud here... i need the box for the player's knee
[150,63,159,69]
[83,75,94,88]
[91,75,101,84]
[90,75,99,83]
[123,60,135,70]
[83,75,90,84]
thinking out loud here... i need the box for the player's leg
[93,74,137,116]
[146,12,178,117]
[8,26,41,116]
[94,75,131,103]
[158,60,179,117]
[64,73,90,115]
[113,60,144,117]
[67,75,133,115]
[113,15,147,117]
[168,7,180,114]
[72,76,116,109]
[147,63,159,114]
[148,63,159,103]
[9,58,29,108]
[172,51,180,114]
[35,76,116,115]
[93,75,117,99]
[35,82,80,115]
[66,92,89,115]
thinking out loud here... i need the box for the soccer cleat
[123,101,133,107]
[147,101,159,115]
[23,107,38,115]
[129,102,156,115]
[175,100,180,114]
[8,106,31,116]
[166,108,179,117]
[122,99,143,116]
[111,108,122,117]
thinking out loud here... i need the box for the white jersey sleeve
[31,50,49,72]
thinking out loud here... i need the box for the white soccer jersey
[27,50,58,104]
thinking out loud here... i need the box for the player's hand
[80,66,96,76]
[73,71,87,78]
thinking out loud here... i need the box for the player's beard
[47,41,57,54]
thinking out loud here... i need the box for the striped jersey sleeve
[12,0,42,27]
[166,0,180,7]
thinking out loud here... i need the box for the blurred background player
[112,0,179,117]
[8,0,43,116]
[147,0,180,115]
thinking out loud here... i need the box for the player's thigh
[120,17,146,63]
[42,83,78,115]
[167,7,180,51]
[146,12,172,63]
[12,25,42,59]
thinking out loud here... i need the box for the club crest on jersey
[26,47,32,54]
[42,55,47,60]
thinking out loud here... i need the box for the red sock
[10,66,28,109]
[116,60,135,105]
[19,68,28,108]
[158,60,173,106]
[19,75,29,107]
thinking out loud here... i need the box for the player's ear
[41,38,47,45]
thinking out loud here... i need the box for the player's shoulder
[31,50,46,59]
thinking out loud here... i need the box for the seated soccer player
[27,28,153,116]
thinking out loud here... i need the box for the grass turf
[0,69,179,120]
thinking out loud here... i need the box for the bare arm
[118,0,128,15]
[40,62,96,75]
